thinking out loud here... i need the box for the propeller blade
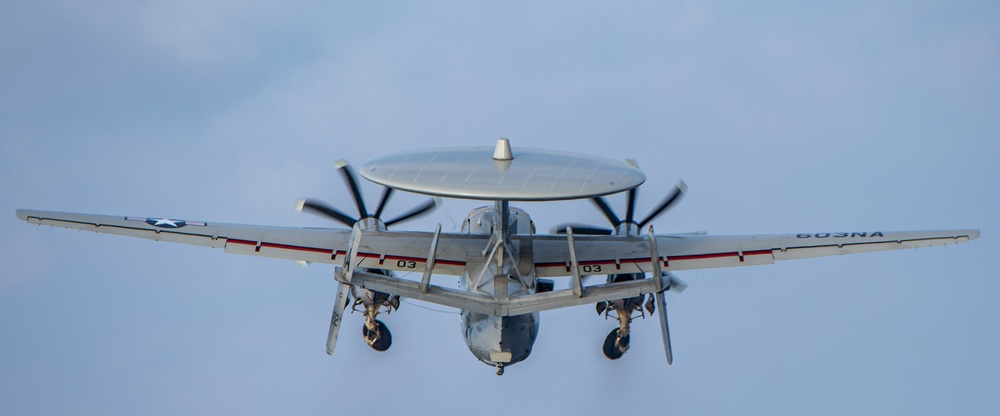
[296,198,357,227]
[326,282,353,355]
[549,223,613,235]
[624,187,638,225]
[373,186,394,220]
[637,180,687,228]
[335,160,368,218]
[655,291,673,365]
[383,197,441,227]
[591,196,622,227]
[664,272,688,293]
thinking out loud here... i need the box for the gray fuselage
[459,205,539,368]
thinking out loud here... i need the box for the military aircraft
[16,139,979,375]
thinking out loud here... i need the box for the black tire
[602,328,629,360]
[363,320,392,352]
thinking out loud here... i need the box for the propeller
[552,164,690,365]
[636,181,687,229]
[300,160,438,356]
[552,179,687,237]
[297,159,440,230]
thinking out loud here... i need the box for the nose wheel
[602,328,630,360]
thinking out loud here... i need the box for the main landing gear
[596,292,655,360]
[602,328,631,360]
[363,319,392,352]
[353,290,399,352]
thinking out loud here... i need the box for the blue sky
[2,1,997,414]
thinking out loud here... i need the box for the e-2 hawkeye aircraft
[16,139,979,375]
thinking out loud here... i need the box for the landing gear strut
[597,289,648,360]
[353,290,399,352]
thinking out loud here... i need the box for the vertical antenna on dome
[493,138,513,160]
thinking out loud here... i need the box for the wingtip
[968,229,981,240]
[15,209,29,222]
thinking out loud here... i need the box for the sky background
[2,1,998,415]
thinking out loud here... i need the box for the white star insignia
[152,218,180,227]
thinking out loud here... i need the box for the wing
[18,209,351,262]
[530,229,980,277]
[16,209,490,275]
[18,209,979,315]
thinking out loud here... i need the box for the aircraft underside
[462,311,539,375]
